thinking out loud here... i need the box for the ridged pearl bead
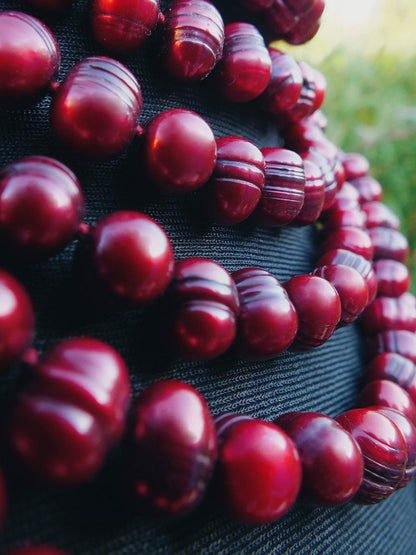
[369,330,416,365]
[359,380,416,425]
[349,175,383,203]
[302,149,337,211]
[366,353,416,405]
[320,227,374,261]
[341,152,370,180]
[292,159,324,226]
[361,201,400,230]
[368,227,409,263]
[261,48,303,114]
[267,0,325,45]
[373,259,410,298]
[360,296,416,335]
[282,62,317,124]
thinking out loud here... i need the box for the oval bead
[261,48,303,114]
[126,380,217,515]
[302,149,337,211]
[284,120,337,158]
[341,152,370,180]
[360,296,416,335]
[281,62,317,124]
[232,267,298,359]
[369,330,416,365]
[349,175,383,203]
[359,380,416,425]
[51,56,142,160]
[361,201,400,230]
[0,468,6,532]
[292,159,324,226]
[266,0,325,45]
[9,337,131,484]
[368,227,409,263]
[163,0,224,81]
[320,227,374,261]
[373,259,410,298]
[320,207,366,234]
[324,180,361,212]
[366,353,416,405]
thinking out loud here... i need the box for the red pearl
[368,227,409,263]
[320,207,366,234]
[276,412,363,506]
[9,338,130,484]
[0,468,6,532]
[302,149,337,211]
[0,156,84,259]
[232,267,298,359]
[284,275,341,349]
[75,211,174,308]
[261,48,303,114]
[341,152,370,180]
[215,414,301,524]
[0,12,60,106]
[214,23,271,103]
[126,380,217,515]
[325,180,360,212]
[255,148,305,226]
[366,353,416,405]
[361,201,400,230]
[359,380,416,425]
[266,0,325,45]
[51,56,142,160]
[360,296,416,335]
[281,62,317,124]
[238,0,274,10]
[349,175,383,203]
[92,0,160,54]
[204,136,265,225]
[162,258,239,360]
[292,159,324,226]
[336,408,407,503]
[143,109,217,193]
[163,0,224,81]
[369,330,416,365]
[313,264,368,325]
[373,259,410,298]
[320,227,374,261]
[0,270,35,373]
[3,547,67,555]
[284,120,337,159]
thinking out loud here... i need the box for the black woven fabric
[1,1,415,554]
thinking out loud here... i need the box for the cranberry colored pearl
[261,49,303,114]
[255,148,305,226]
[3,547,67,555]
[205,136,265,225]
[313,264,368,325]
[92,0,160,54]
[75,211,174,308]
[337,408,407,503]
[143,109,217,193]
[369,330,416,365]
[359,380,416,425]
[325,180,360,212]
[284,120,337,159]
[320,227,374,261]
[368,227,409,263]
[215,414,301,524]
[282,62,317,124]
[163,0,224,81]
[0,270,35,373]
[0,156,84,259]
[0,12,60,106]
[162,258,239,360]
[51,56,142,160]
[366,353,416,405]
[360,296,416,335]
[0,468,6,532]
[361,201,399,230]
[341,152,370,180]
[9,338,130,484]
[239,0,274,10]
[276,412,363,506]
[292,159,324,226]
[349,175,383,203]
[127,380,217,515]
[232,267,298,359]
[284,275,341,349]
[373,259,410,298]
[302,149,337,211]
[321,207,366,234]
[281,0,325,45]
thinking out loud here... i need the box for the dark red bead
[282,1,325,45]
[359,380,416,425]
[292,159,324,226]
[51,56,142,160]
[0,12,60,106]
[276,412,363,506]
[373,259,410,298]
[320,207,366,234]
[320,227,374,261]
[9,337,131,484]
[341,152,370,180]
[366,353,416,405]
[214,23,271,103]
[232,267,298,359]
[302,149,337,211]
[0,156,84,259]
[163,0,224,81]
[284,275,341,349]
[143,109,217,193]
[3,547,68,555]
[0,468,6,532]
[313,264,368,325]
[267,0,325,45]
[369,330,416,365]
[215,414,301,524]
[261,49,303,114]
[368,227,409,263]
[127,380,217,515]
[0,270,35,374]
[336,408,407,503]
[75,211,174,308]
[255,148,305,226]
[349,175,383,203]
[324,180,360,212]
[361,201,400,230]
[360,296,416,335]
[205,136,265,225]
[284,120,338,160]
[280,62,317,124]
[92,0,160,54]
[238,0,274,10]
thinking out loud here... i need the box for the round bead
[255,148,305,226]
[266,0,325,45]
[284,275,341,349]
[368,227,409,263]
[349,175,383,203]
[163,0,224,81]
[302,149,337,211]
[0,468,6,532]
[321,207,366,234]
[366,353,416,405]
[0,156,84,259]
[9,338,131,484]
[304,109,328,130]
[75,211,174,308]
[326,181,360,212]
[361,201,400,230]
[292,159,324,226]
[205,136,265,225]
[336,408,407,503]
[51,56,142,160]
[359,380,416,425]
[369,330,416,365]
[232,267,298,359]
[276,412,363,506]
[341,152,370,180]
[320,227,374,261]
[161,258,239,360]
[126,380,217,515]
[373,259,410,298]
[360,296,416,335]
[261,49,303,114]
[143,109,217,193]
[0,270,35,373]
[215,414,301,524]
[3,547,68,555]
[284,120,337,159]
[92,0,160,54]
[281,62,317,124]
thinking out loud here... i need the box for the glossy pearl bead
[127,380,217,515]
[359,380,416,425]
[205,136,265,225]
[75,211,174,308]
[284,275,341,349]
[0,468,6,532]
[349,175,383,203]
[282,62,317,124]
[0,12,60,106]
[255,148,305,226]
[292,159,324,226]
[162,258,239,360]
[276,412,363,506]
[341,152,370,180]
[284,120,337,158]
[302,149,337,211]
[215,414,301,524]
[366,353,416,405]
[232,267,298,359]
[360,296,416,335]
[267,0,325,45]
[0,270,35,373]
[0,156,84,259]
[143,109,217,193]
[320,227,374,261]
[9,338,131,484]
[368,227,409,263]
[361,201,400,230]
[3,547,68,555]
[261,48,303,114]
[369,330,416,365]
[373,259,410,298]
[326,180,360,211]
[92,0,160,54]
[51,56,142,160]
[320,207,366,234]
[163,0,224,81]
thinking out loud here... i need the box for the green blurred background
[279,0,416,292]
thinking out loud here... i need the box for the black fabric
[1,1,415,554]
